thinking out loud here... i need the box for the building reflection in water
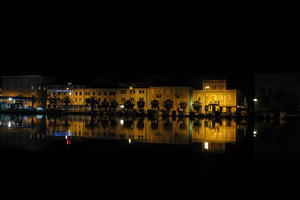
[45,115,247,153]
[0,114,247,153]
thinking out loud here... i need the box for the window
[93,92,95,95]
[75,92,78,95]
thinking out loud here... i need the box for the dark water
[1,114,300,185]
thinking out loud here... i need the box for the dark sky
[0,1,297,83]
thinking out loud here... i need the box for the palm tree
[86,96,100,112]
[100,99,110,112]
[151,99,159,111]
[124,100,134,111]
[137,99,145,113]
[163,99,173,114]
[62,96,72,111]
[109,100,119,112]
[47,95,60,110]
[192,101,201,114]
[179,102,187,113]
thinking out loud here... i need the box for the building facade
[0,75,48,109]
[46,80,241,114]
[192,80,238,113]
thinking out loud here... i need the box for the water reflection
[0,114,247,153]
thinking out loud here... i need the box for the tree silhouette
[137,99,145,113]
[62,96,72,111]
[86,96,100,112]
[163,99,174,114]
[124,100,134,111]
[192,101,201,113]
[151,99,159,111]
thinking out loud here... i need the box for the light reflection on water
[0,114,247,153]
[3,113,300,181]
[3,114,300,162]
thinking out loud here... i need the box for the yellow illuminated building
[193,80,238,113]
[147,86,193,114]
[46,80,240,113]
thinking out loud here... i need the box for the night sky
[0,1,297,85]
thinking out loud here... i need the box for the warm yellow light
[129,86,133,90]
[205,86,210,89]
[204,142,209,150]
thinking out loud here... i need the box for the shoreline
[1,110,299,120]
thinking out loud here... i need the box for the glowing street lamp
[253,98,258,102]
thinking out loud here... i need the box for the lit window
[204,142,209,150]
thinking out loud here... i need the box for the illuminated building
[0,75,48,109]
[192,80,238,113]
[147,86,193,114]
[46,80,242,114]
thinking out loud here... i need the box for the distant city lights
[253,131,257,137]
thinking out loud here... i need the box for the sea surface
[1,114,300,186]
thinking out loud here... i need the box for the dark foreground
[1,114,300,188]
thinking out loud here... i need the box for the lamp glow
[204,142,209,150]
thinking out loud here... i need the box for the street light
[253,98,258,102]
